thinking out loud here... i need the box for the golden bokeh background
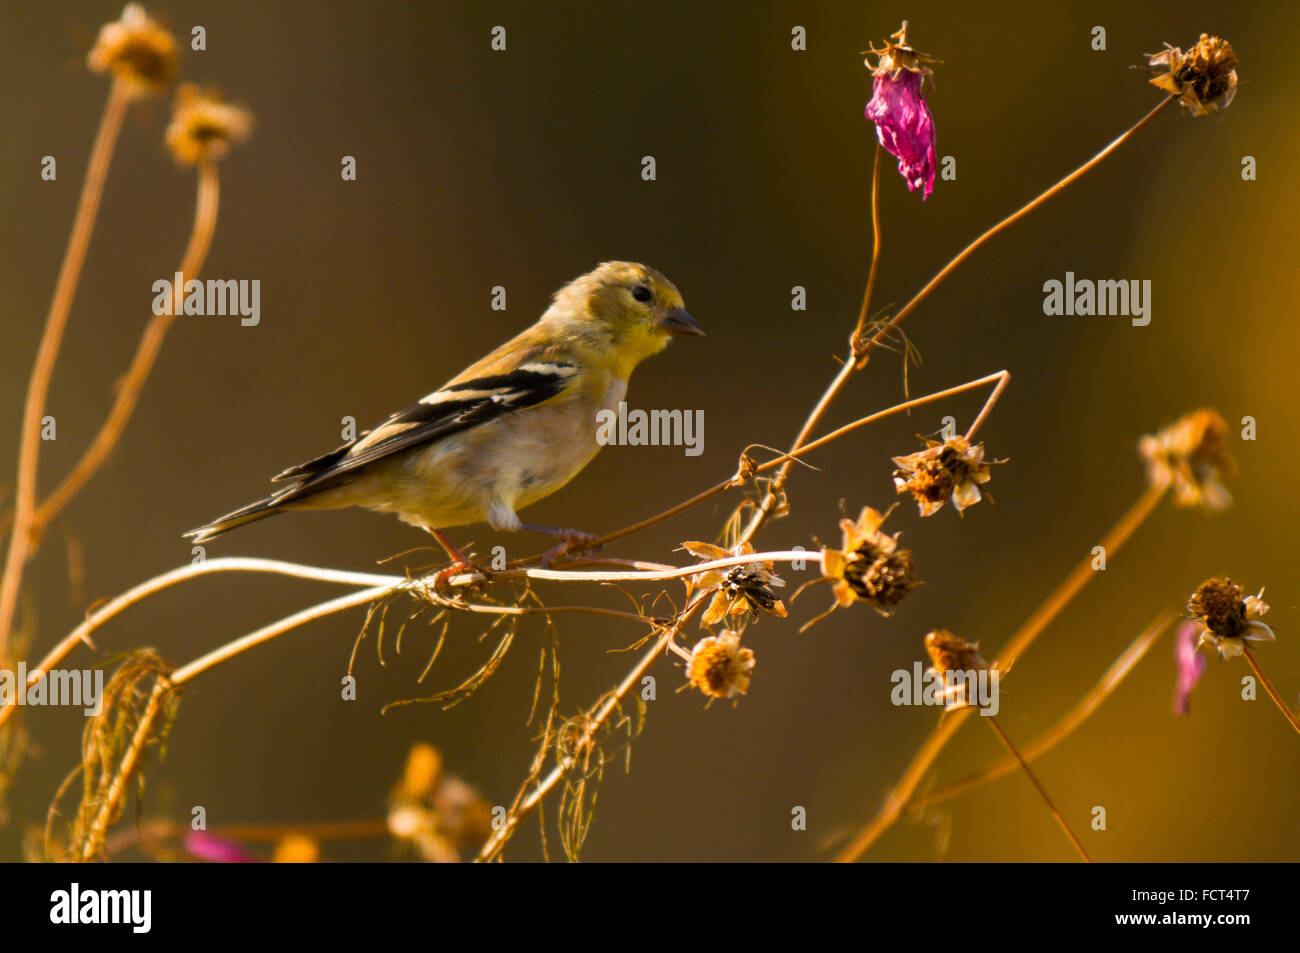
[1,0,1296,861]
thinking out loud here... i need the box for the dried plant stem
[994,482,1166,677]
[0,80,133,656]
[477,595,708,862]
[79,677,171,861]
[834,481,1168,862]
[739,146,885,543]
[850,144,884,357]
[175,550,813,685]
[518,369,1009,569]
[743,96,1175,547]
[784,370,1008,463]
[35,161,222,530]
[860,95,1177,354]
[985,715,1092,862]
[525,477,737,562]
[910,610,1174,811]
[8,548,802,727]
[171,584,423,686]
[0,557,398,728]
[1242,648,1300,738]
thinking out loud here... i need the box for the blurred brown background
[1,0,1296,861]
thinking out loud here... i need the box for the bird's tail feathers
[184,495,287,543]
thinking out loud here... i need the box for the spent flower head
[387,743,492,862]
[166,84,254,166]
[1145,34,1238,117]
[892,435,999,517]
[818,505,919,619]
[1186,577,1274,660]
[1139,409,1235,511]
[923,629,989,711]
[686,631,755,702]
[683,540,787,627]
[863,21,938,200]
[87,4,178,95]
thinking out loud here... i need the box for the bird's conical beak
[659,307,704,336]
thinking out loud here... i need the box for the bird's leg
[517,521,603,567]
[425,527,490,590]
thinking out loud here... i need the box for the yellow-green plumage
[185,261,701,547]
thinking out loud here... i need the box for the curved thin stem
[0,557,399,728]
[739,144,886,543]
[510,369,1008,571]
[861,96,1176,354]
[994,482,1166,677]
[850,144,884,360]
[1243,647,1300,737]
[35,161,221,530]
[0,80,133,655]
[6,547,808,727]
[774,371,1008,465]
[742,97,1175,548]
[986,715,1092,862]
[171,586,392,685]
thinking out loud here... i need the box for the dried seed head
[892,435,998,517]
[166,84,254,165]
[1139,409,1235,511]
[1146,34,1238,117]
[923,629,990,711]
[1187,576,1274,660]
[683,541,787,627]
[87,4,178,95]
[844,548,919,609]
[820,506,920,617]
[862,20,935,78]
[387,743,492,862]
[1188,577,1244,637]
[687,631,755,701]
[924,629,988,675]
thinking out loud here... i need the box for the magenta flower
[863,23,938,200]
[1173,620,1208,716]
[184,830,261,863]
[866,71,936,200]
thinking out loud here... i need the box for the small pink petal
[1173,621,1208,715]
[184,830,262,863]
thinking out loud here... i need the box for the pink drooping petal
[184,830,262,863]
[865,70,937,200]
[1173,621,1208,715]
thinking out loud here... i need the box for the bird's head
[546,261,703,377]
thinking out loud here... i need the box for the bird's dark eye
[631,285,653,303]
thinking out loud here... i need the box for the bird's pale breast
[324,375,628,531]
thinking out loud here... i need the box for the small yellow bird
[185,261,702,570]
